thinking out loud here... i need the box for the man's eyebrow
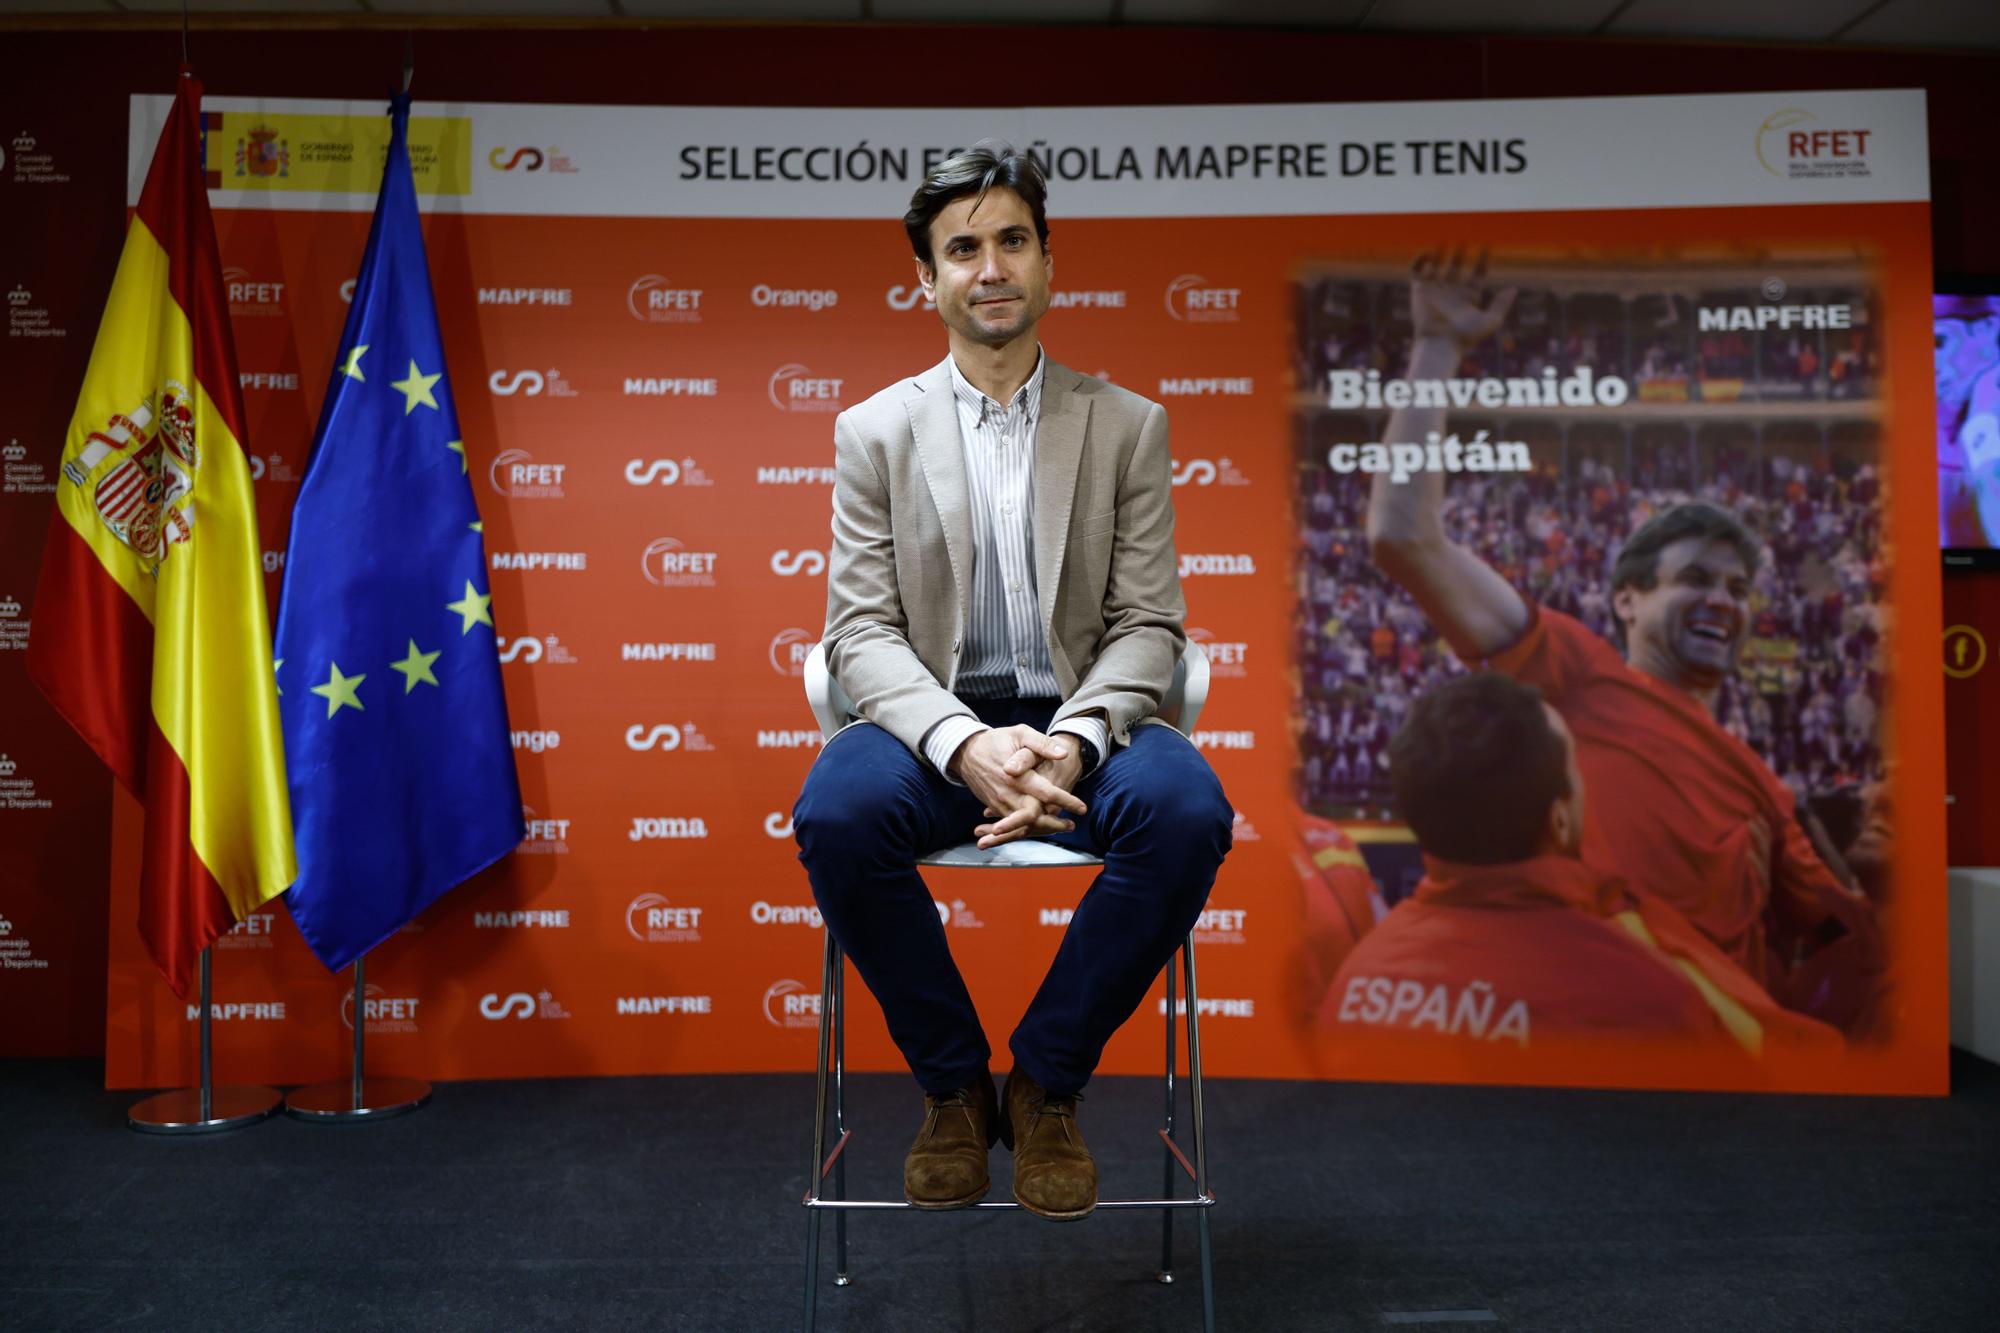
[942,224,1032,248]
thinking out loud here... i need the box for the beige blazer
[822,355,1187,758]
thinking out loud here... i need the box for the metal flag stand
[128,947,284,1134]
[284,953,432,1121]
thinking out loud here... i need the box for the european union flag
[275,94,523,972]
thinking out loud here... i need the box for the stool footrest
[810,1129,852,1188]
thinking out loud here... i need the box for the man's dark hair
[1607,500,1759,648]
[1388,673,1570,865]
[902,140,1049,266]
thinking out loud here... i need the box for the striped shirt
[920,351,1110,781]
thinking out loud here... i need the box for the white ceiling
[4,0,1997,51]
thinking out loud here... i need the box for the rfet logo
[1186,627,1248,678]
[769,628,813,676]
[642,536,718,587]
[340,983,420,1034]
[769,363,844,412]
[1756,109,1874,180]
[764,979,821,1029]
[221,267,284,317]
[489,448,566,500]
[628,275,704,323]
[626,892,703,943]
[1165,274,1241,322]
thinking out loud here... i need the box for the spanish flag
[27,69,295,997]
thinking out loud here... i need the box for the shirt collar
[947,347,1045,425]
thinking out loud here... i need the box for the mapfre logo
[769,628,813,676]
[642,537,718,587]
[488,448,566,500]
[764,979,822,1029]
[487,368,575,397]
[623,457,714,487]
[769,364,844,412]
[1165,274,1241,322]
[1698,279,1853,333]
[1172,457,1250,487]
[340,983,420,1034]
[497,634,579,667]
[477,286,572,307]
[626,892,703,943]
[769,548,828,578]
[487,145,577,173]
[186,1000,286,1021]
[222,267,284,317]
[886,284,936,312]
[628,275,704,323]
[624,722,714,752]
[1756,109,1874,180]
[1187,627,1248,678]
[1049,290,1127,309]
[1193,729,1256,750]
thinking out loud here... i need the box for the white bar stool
[799,642,1217,1332]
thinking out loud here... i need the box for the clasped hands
[948,725,1087,850]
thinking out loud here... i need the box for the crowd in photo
[1295,437,1888,817]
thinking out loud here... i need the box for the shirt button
[1008,580,1021,593]
[1016,655,1028,667]
[1001,502,1013,514]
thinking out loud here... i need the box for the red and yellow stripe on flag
[27,68,294,997]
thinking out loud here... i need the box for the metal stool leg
[1184,938,1216,1333]
[833,953,851,1286]
[1158,949,1178,1284]
[803,933,838,1332]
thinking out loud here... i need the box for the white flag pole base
[129,947,282,1134]
[284,1075,431,1121]
[284,953,432,1122]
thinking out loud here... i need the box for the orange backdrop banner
[97,91,1946,1095]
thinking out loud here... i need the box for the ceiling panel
[1362,0,1624,35]
[1842,0,2000,49]
[365,0,615,14]
[613,0,864,15]
[113,0,365,12]
[874,0,1114,20]
[1122,0,1375,27]
[1603,0,1869,43]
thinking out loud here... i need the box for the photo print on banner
[1292,247,1896,1085]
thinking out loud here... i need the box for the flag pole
[127,948,283,1134]
[284,949,431,1121]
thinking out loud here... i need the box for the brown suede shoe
[1002,1068,1097,1221]
[903,1072,1000,1209]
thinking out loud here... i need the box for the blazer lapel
[1033,361,1088,635]
[904,356,973,617]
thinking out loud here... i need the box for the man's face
[917,186,1051,350]
[1543,704,1586,858]
[1615,535,1752,689]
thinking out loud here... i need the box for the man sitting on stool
[792,142,1233,1220]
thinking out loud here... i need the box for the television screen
[1938,289,2000,557]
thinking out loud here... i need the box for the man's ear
[916,257,937,301]
[1612,585,1638,633]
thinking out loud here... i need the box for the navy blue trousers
[793,696,1233,1096]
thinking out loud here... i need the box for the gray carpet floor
[2,1054,1996,1331]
